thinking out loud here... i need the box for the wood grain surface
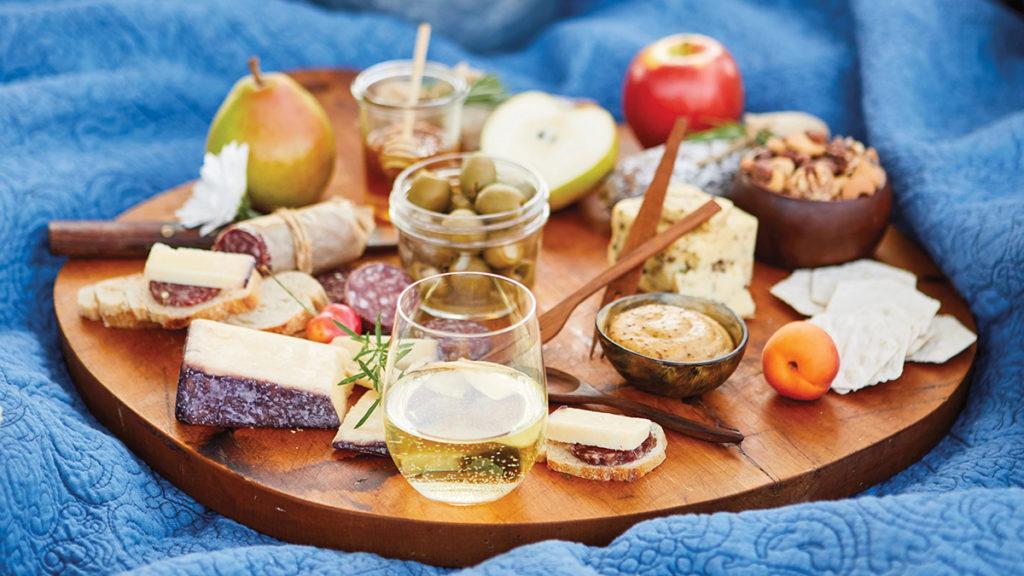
[53,69,976,567]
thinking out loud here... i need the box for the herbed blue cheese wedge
[175,319,354,428]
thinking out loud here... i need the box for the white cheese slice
[186,319,353,403]
[546,407,652,451]
[333,390,385,446]
[144,243,256,289]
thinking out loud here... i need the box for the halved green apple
[480,91,618,211]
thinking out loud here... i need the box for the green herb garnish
[333,315,413,429]
[465,74,509,107]
[234,194,264,223]
[684,122,747,142]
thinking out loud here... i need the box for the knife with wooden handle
[589,118,690,355]
[47,220,398,258]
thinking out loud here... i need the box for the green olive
[449,192,473,211]
[459,155,497,200]
[442,208,486,244]
[474,183,526,215]
[501,260,536,286]
[407,171,451,213]
[483,242,525,269]
[449,254,494,297]
[450,253,490,273]
[412,241,456,268]
[409,262,442,281]
[515,181,537,200]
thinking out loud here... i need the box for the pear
[207,57,336,212]
[480,91,618,211]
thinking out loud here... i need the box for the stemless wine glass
[382,272,547,506]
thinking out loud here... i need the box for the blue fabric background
[1,0,1022,574]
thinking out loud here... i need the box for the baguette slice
[225,271,327,335]
[546,423,666,482]
[77,272,260,329]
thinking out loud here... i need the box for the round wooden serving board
[54,70,976,567]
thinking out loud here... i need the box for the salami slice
[343,263,412,334]
[315,268,350,304]
[213,228,271,270]
[422,318,491,360]
[149,281,221,307]
[570,433,656,466]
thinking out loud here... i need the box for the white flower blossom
[176,141,249,236]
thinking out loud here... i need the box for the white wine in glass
[383,272,546,505]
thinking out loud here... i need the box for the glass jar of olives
[390,153,550,288]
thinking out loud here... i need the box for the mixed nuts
[740,131,886,201]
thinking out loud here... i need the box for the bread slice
[546,423,666,482]
[77,272,260,330]
[225,271,327,335]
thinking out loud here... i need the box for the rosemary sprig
[333,315,413,429]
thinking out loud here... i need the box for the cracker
[810,259,916,306]
[908,315,977,363]
[826,279,940,356]
[769,269,823,316]
[810,312,902,394]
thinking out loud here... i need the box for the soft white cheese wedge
[546,407,652,451]
[333,390,385,450]
[144,243,256,289]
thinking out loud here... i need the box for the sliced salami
[422,318,491,360]
[213,227,271,270]
[149,281,220,307]
[315,268,350,304]
[570,433,656,466]
[343,263,412,334]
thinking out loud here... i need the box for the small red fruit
[305,303,361,343]
[761,321,839,401]
[623,33,744,148]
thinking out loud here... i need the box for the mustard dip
[607,303,733,362]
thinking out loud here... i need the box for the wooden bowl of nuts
[726,131,891,269]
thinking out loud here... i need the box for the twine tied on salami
[274,207,314,274]
[213,199,375,275]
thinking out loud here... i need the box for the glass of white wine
[383,272,547,506]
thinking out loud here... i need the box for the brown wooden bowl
[726,172,892,269]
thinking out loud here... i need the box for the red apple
[623,34,744,148]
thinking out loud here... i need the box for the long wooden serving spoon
[538,198,720,343]
[546,367,744,444]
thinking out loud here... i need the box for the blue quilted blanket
[2,1,1022,573]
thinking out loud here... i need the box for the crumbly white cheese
[546,407,651,451]
[609,184,758,318]
[144,243,255,289]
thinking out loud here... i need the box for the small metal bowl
[595,293,748,398]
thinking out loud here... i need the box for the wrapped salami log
[213,199,374,275]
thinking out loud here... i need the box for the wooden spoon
[546,367,744,444]
[589,118,691,355]
[538,199,720,344]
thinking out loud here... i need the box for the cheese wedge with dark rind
[332,390,387,456]
[176,319,353,428]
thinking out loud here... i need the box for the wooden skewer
[401,23,431,142]
[539,199,720,344]
[590,117,690,356]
